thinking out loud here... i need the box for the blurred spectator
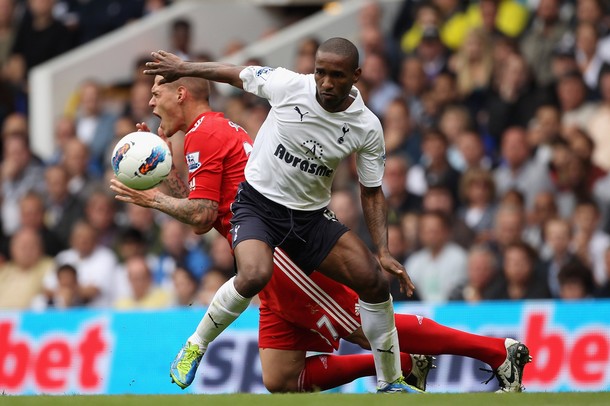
[0,227,55,309]
[293,36,319,74]
[437,104,474,170]
[150,219,211,292]
[493,126,554,209]
[449,244,498,302]
[415,26,450,82]
[527,104,561,166]
[574,0,609,36]
[422,184,475,249]
[382,154,421,223]
[47,114,77,165]
[449,27,494,103]
[398,55,428,127]
[404,209,468,303]
[207,232,235,278]
[386,222,419,302]
[50,220,118,308]
[587,65,610,172]
[328,188,374,251]
[455,130,493,172]
[482,53,546,144]
[171,266,200,307]
[407,129,461,202]
[394,0,442,54]
[121,80,160,136]
[18,190,64,256]
[574,21,604,90]
[360,51,402,118]
[37,263,84,309]
[83,189,120,249]
[524,190,559,251]
[43,164,84,247]
[566,127,606,193]
[114,255,171,309]
[8,0,73,84]
[457,168,496,242]
[488,202,527,261]
[112,226,159,304]
[73,0,145,45]
[570,199,610,287]
[381,98,421,163]
[197,267,230,307]
[520,0,571,87]
[168,18,192,61]
[488,241,551,300]
[122,203,164,254]
[540,217,580,297]
[595,246,610,297]
[61,138,98,200]
[557,258,596,300]
[0,0,16,66]
[73,79,118,175]
[556,70,597,130]
[1,132,46,235]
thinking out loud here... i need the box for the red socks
[298,352,412,392]
[394,314,507,369]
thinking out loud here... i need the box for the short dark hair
[318,37,359,70]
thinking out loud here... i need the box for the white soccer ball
[111,131,172,190]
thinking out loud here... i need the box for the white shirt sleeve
[356,124,386,188]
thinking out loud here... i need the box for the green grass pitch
[2,392,610,406]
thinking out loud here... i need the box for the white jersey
[239,66,386,211]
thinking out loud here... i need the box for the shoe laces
[479,367,526,392]
[177,344,202,373]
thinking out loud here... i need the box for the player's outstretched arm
[109,179,218,235]
[360,184,416,297]
[144,50,246,89]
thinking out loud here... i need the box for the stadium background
[1,0,610,396]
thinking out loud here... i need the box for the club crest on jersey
[255,67,274,80]
[338,123,350,144]
[186,152,201,172]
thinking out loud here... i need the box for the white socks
[188,276,251,351]
[358,297,401,384]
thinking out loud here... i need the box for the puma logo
[338,124,350,144]
[376,345,395,355]
[208,313,223,329]
[294,106,309,121]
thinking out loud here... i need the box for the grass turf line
[2,392,610,406]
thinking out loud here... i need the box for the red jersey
[184,112,252,238]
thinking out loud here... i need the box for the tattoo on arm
[152,194,218,231]
[360,185,389,255]
[164,171,190,198]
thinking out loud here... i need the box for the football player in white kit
[146,37,419,393]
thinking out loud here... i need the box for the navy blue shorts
[229,181,349,274]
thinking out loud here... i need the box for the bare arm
[360,184,415,296]
[110,179,218,235]
[144,50,246,89]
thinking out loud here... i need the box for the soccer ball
[111,131,172,190]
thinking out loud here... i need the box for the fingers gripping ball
[111,131,172,190]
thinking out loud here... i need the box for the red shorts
[258,248,361,353]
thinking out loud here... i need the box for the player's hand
[378,253,416,297]
[144,50,184,84]
[135,122,151,132]
[109,178,158,208]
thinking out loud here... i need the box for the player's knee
[262,374,297,393]
[352,267,389,302]
[234,264,272,297]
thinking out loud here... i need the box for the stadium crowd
[1,0,610,311]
